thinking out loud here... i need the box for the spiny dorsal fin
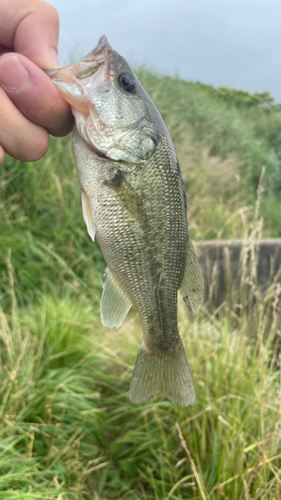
[179,239,204,314]
[101,268,132,329]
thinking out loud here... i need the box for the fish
[46,35,204,407]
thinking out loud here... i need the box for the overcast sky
[48,0,281,101]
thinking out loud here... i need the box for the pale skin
[0,0,73,165]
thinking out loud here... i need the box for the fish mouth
[82,35,112,62]
[44,35,111,81]
[44,35,112,116]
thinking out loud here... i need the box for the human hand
[0,0,74,165]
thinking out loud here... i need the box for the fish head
[47,36,161,163]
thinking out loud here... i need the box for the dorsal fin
[179,239,204,314]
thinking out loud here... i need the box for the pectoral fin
[101,268,132,328]
[104,170,145,222]
[82,191,95,242]
[179,239,204,314]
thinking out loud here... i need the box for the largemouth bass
[47,36,204,407]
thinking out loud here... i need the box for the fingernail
[49,49,61,68]
[0,55,28,90]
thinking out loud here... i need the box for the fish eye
[117,72,136,93]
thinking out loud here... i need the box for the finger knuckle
[41,2,59,27]
[37,94,58,122]
[27,130,50,161]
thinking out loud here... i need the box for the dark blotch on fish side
[104,170,145,222]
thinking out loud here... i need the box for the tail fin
[129,340,196,407]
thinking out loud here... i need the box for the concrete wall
[195,239,281,305]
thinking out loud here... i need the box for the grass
[1,284,280,499]
[0,68,281,498]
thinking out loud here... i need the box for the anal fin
[101,268,132,329]
[179,239,204,314]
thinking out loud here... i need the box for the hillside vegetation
[0,70,280,499]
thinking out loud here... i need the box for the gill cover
[47,36,158,163]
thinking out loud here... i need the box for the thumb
[1,0,61,69]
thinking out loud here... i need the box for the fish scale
[47,35,204,406]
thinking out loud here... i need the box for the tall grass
[1,266,280,499]
[0,68,281,498]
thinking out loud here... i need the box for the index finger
[0,0,60,68]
